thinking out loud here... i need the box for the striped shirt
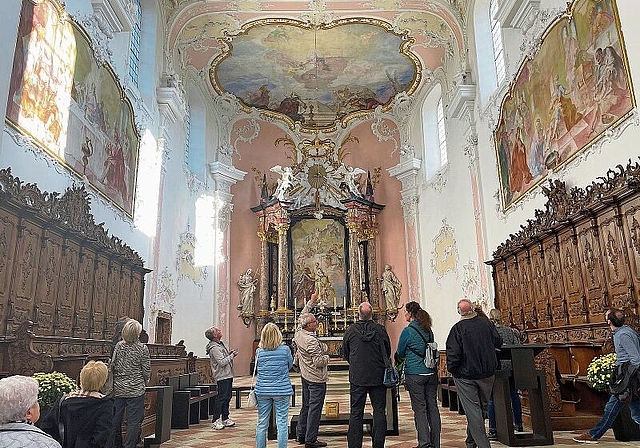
[112,341,150,398]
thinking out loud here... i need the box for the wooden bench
[143,385,172,448]
[233,384,296,409]
[287,412,373,439]
[167,373,217,429]
[438,377,464,415]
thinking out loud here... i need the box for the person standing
[255,322,294,448]
[294,293,330,448]
[573,308,640,443]
[205,326,238,430]
[446,299,502,448]
[395,301,441,448]
[342,301,391,448]
[487,309,523,440]
[111,319,151,448]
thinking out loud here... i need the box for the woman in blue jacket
[395,301,441,448]
[255,322,293,448]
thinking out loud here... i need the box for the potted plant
[33,371,78,408]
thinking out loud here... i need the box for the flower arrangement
[33,371,78,408]
[586,352,617,392]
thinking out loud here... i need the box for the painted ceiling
[165,0,469,131]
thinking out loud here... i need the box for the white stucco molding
[208,162,246,198]
[449,83,476,127]
[495,0,540,29]
[90,0,132,32]
[156,85,187,126]
[388,158,422,220]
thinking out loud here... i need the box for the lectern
[493,344,553,446]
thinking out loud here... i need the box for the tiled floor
[160,373,637,448]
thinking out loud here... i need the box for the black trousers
[347,384,387,448]
[213,377,233,421]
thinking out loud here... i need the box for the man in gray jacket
[294,293,330,448]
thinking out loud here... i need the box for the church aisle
[161,376,633,448]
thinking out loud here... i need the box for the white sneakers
[223,418,236,427]
[212,418,235,430]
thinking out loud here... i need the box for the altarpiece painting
[6,0,140,216]
[494,0,635,209]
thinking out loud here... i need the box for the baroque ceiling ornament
[208,18,421,131]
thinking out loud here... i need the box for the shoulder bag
[408,325,440,369]
[378,336,399,388]
[247,352,258,408]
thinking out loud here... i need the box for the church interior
[2,0,640,445]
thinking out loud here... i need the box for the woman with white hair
[0,375,62,447]
[110,319,150,448]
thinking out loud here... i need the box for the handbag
[101,350,116,396]
[247,352,258,408]
[378,336,398,388]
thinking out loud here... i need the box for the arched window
[437,98,448,166]
[128,0,142,87]
[490,0,506,84]
[185,85,207,179]
[422,85,448,179]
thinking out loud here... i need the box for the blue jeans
[297,378,327,443]
[113,395,145,448]
[488,379,523,431]
[256,395,290,448]
[589,395,640,440]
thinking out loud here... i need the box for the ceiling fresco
[210,19,421,130]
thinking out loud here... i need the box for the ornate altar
[486,158,640,430]
[248,135,389,338]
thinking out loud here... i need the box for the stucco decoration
[176,229,208,286]
[460,260,487,307]
[209,18,420,131]
[425,169,448,192]
[430,218,458,283]
[151,267,177,317]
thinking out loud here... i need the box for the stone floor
[159,373,636,448]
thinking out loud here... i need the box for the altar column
[257,212,270,313]
[345,215,361,304]
[276,223,289,310]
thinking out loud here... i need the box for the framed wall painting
[6,0,140,216]
[494,0,635,210]
[289,218,348,309]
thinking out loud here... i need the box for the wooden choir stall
[0,168,214,446]
[486,159,640,440]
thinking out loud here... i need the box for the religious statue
[380,264,402,311]
[270,165,295,201]
[339,165,366,198]
[237,268,257,315]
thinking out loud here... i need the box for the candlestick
[333,295,337,310]
[284,311,288,329]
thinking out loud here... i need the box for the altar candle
[294,308,297,325]
[333,296,337,310]
[284,312,287,328]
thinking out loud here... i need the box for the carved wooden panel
[56,239,80,337]
[598,208,634,311]
[505,257,524,327]
[529,243,551,328]
[105,261,121,332]
[74,247,96,338]
[558,227,586,325]
[575,219,607,322]
[129,270,144,322]
[517,251,537,328]
[542,235,567,326]
[621,198,640,310]
[0,209,19,336]
[91,255,109,339]
[33,230,63,335]
[9,220,42,334]
[118,266,132,321]
[493,261,510,320]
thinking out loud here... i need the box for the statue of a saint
[380,264,402,311]
[237,268,257,315]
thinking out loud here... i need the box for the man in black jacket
[446,298,503,448]
[342,301,391,448]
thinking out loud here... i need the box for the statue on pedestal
[237,268,257,315]
[380,264,402,312]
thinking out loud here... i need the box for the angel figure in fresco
[314,263,336,306]
[380,264,402,311]
[271,165,295,201]
[237,268,257,315]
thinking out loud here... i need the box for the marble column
[276,223,289,310]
